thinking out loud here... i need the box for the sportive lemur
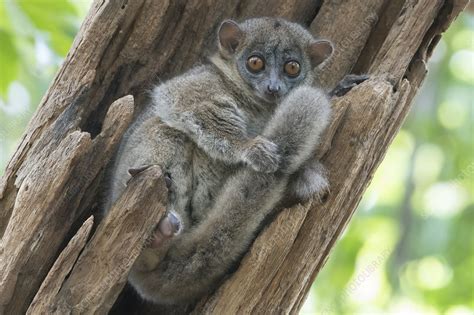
[104,17,363,305]
[106,16,333,305]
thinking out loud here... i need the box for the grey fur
[105,17,332,305]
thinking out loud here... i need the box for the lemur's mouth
[260,91,283,104]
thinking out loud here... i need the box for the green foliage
[0,29,19,95]
[0,2,472,314]
[0,0,91,173]
[18,0,78,55]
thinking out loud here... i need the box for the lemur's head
[215,17,333,103]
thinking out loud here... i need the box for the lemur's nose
[267,84,281,94]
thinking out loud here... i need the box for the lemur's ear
[308,40,334,68]
[218,20,243,55]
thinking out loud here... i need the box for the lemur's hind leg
[284,76,369,203]
[106,116,194,271]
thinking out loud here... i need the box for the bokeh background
[0,1,472,314]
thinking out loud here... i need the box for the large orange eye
[247,56,265,73]
[284,61,301,77]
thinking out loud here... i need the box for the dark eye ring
[284,60,301,77]
[246,55,265,73]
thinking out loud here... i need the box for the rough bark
[0,0,467,314]
[27,216,95,314]
[1,95,134,314]
[26,166,167,315]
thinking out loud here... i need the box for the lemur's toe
[164,172,172,189]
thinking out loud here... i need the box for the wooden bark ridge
[0,0,467,314]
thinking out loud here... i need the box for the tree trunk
[0,0,467,314]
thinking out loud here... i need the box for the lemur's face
[217,18,333,104]
[236,41,307,103]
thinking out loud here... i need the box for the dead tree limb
[26,166,167,315]
[0,0,467,314]
[0,95,134,314]
[27,216,95,314]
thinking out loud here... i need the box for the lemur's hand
[242,136,280,173]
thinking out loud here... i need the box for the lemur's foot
[242,136,280,173]
[149,211,181,248]
[330,74,369,97]
[288,160,330,202]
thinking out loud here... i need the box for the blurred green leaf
[17,0,77,55]
[0,30,19,95]
[0,2,11,31]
